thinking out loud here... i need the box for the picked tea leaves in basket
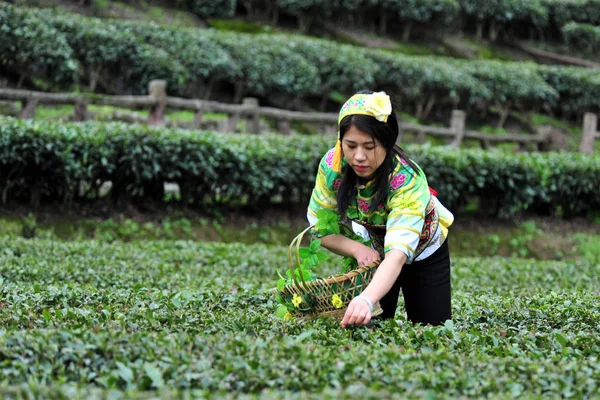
[274,210,383,319]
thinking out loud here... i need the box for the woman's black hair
[336,90,421,218]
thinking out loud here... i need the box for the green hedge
[542,0,600,26]
[188,0,237,18]
[202,31,321,101]
[111,20,240,98]
[536,65,600,114]
[460,0,549,40]
[44,0,600,40]
[1,118,598,218]
[277,0,460,36]
[4,4,600,117]
[563,22,600,52]
[62,0,238,18]
[0,5,78,87]
[366,50,491,119]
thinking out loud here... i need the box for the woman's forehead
[343,126,378,144]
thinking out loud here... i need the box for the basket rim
[277,259,381,295]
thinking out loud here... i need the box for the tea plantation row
[4,4,600,119]
[0,237,598,398]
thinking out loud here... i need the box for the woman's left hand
[340,297,372,328]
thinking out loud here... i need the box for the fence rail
[1,80,597,154]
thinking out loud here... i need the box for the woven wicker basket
[276,224,383,319]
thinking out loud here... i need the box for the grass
[28,105,229,124]
[530,113,581,135]
[208,18,277,34]
[34,104,73,120]
[3,215,599,263]
[572,233,600,265]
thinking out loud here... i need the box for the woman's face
[341,125,387,180]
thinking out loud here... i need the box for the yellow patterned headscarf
[331,92,392,173]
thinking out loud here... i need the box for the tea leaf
[116,361,134,384]
[298,248,311,259]
[143,363,164,389]
[309,239,321,252]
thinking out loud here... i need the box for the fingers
[355,247,380,268]
[340,304,354,328]
[358,256,378,267]
[340,302,372,328]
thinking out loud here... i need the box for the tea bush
[563,22,600,53]
[0,236,598,397]
[1,118,599,217]
[3,4,600,116]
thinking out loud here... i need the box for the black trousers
[378,239,451,325]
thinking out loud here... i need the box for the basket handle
[285,221,366,291]
[285,224,315,290]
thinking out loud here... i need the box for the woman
[307,90,454,328]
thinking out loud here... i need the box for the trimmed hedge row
[188,0,237,18]
[1,118,598,218]
[62,0,237,18]
[279,0,600,35]
[3,4,600,119]
[563,22,600,52]
[0,4,78,87]
[42,0,600,39]
[543,0,600,26]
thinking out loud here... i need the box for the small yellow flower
[284,312,293,321]
[292,294,302,308]
[364,92,392,122]
[332,294,344,309]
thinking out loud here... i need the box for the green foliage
[572,233,600,264]
[536,64,600,114]
[458,60,558,111]
[278,0,325,14]
[204,31,321,99]
[542,0,600,26]
[188,0,237,18]
[563,22,600,53]
[460,0,549,26]
[367,50,491,114]
[208,18,274,34]
[1,117,599,218]
[3,3,600,116]
[112,20,240,96]
[0,236,598,396]
[20,213,37,239]
[0,4,79,86]
[390,0,460,25]
[277,210,362,314]
[278,35,376,102]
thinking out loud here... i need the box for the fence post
[72,98,88,121]
[19,98,39,119]
[479,138,491,150]
[243,97,260,134]
[148,80,167,127]
[191,110,204,130]
[277,119,291,135]
[580,113,597,154]
[415,129,426,144]
[449,110,466,148]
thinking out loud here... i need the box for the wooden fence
[1,80,598,153]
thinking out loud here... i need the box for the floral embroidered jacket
[307,148,454,264]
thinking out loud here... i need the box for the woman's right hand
[352,244,380,267]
